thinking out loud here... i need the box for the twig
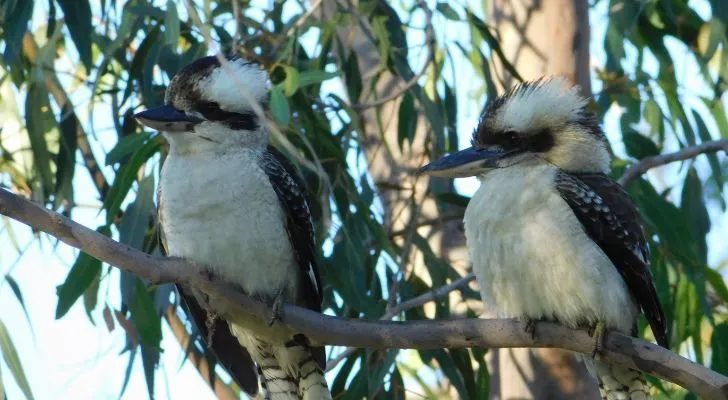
[327,272,476,370]
[231,0,241,54]
[618,139,728,186]
[389,213,464,237]
[2,189,727,399]
[286,0,323,38]
[350,1,435,110]
[183,0,332,198]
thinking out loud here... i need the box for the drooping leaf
[692,110,725,195]
[397,92,417,150]
[164,0,180,48]
[54,108,79,209]
[0,319,34,400]
[436,3,460,20]
[56,0,93,70]
[270,85,290,126]
[129,279,162,348]
[2,0,34,67]
[711,323,728,375]
[24,81,56,201]
[118,174,155,251]
[4,276,33,336]
[623,132,660,160]
[103,136,161,225]
[140,344,160,399]
[56,248,104,319]
[297,70,339,88]
[106,131,154,166]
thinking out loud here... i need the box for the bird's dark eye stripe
[195,100,258,130]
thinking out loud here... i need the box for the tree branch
[326,272,476,370]
[618,139,728,187]
[1,188,727,399]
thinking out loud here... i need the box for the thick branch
[618,139,728,187]
[1,188,727,399]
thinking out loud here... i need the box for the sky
[0,0,726,399]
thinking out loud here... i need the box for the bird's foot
[267,289,285,327]
[588,321,606,358]
[205,311,218,347]
[523,317,541,340]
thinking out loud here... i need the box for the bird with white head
[135,55,330,400]
[419,77,667,400]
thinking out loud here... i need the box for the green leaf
[270,85,290,126]
[130,280,162,348]
[623,132,660,159]
[25,82,56,201]
[681,168,710,264]
[164,0,180,48]
[436,3,460,20]
[297,70,339,88]
[0,319,34,400]
[643,99,663,138]
[692,110,725,194]
[2,0,34,67]
[0,360,4,400]
[280,65,300,96]
[119,174,155,251]
[140,344,159,399]
[106,132,153,165]
[54,108,79,208]
[83,271,100,324]
[343,52,362,101]
[397,92,417,150]
[706,268,728,304]
[56,250,103,319]
[466,11,522,82]
[103,136,161,225]
[56,0,93,70]
[711,323,728,375]
[4,276,33,335]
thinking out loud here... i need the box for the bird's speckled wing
[554,171,668,348]
[157,183,260,395]
[260,145,325,369]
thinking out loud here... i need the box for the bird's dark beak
[417,146,507,178]
[134,105,204,133]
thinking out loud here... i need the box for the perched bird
[418,77,667,399]
[135,55,330,400]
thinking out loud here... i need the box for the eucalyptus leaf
[0,319,34,400]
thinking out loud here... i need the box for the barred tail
[258,351,299,400]
[254,341,330,400]
[585,359,651,400]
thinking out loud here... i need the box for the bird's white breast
[160,148,299,301]
[464,164,637,333]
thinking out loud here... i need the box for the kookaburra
[134,55,330,400]
[418,77,668,399]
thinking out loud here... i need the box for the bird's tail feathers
[252,340,330,400]
[585,358,651,400]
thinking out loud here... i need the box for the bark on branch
[1,188,727,399]
[618,139,728,187]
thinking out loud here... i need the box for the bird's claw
[524,317,538,340]
[588,321,606,358]
[205,311,218,347]
[267,290,285,327]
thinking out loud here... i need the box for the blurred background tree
[0,0,727,399]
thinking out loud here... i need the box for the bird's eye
[504,129,520,144]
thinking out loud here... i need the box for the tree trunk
[487,1,599,398]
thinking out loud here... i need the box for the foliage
[0,0,727,398]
